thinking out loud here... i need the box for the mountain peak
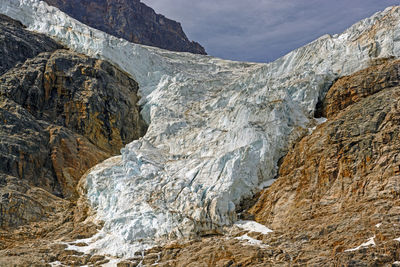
[42,0,207,54]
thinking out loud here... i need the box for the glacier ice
[2,0,400,258]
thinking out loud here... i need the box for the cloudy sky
[142,0,400,62]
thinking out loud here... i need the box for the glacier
[2,0,400,258]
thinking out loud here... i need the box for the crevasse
[2,0,400,257]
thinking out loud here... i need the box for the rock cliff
[0,15,147,230]
[43,0,206,55]
[248,58,400,265]
[0,14,61,76]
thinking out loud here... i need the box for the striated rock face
[249,59,400,265]
[319,58,400,118]
[1,49,147,155]
[43,0,206,55]
[0,173,65,229]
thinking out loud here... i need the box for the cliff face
[0,15,147,229]
[43,0,206,55]
[248,58,400,265]
[0,14,62,76]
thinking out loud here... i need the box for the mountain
[1,0,400,266]
[42,0,206,55]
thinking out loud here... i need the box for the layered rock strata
[248,58,400,265]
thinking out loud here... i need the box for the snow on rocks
[345,236,376,252]
[2,0,400,258]
[234,220,273,235]
[235,234,267,247]
[233,220,272,247]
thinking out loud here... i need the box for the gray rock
[0,14,62,75]
[0,15,147,227]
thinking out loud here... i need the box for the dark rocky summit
[43,0,207,55]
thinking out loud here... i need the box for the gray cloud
[142,0,400,62]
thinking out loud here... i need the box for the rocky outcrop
[248,59,400,265]
[0,49,147,203]
[319,58,400,118]
[0,49,147,155]
[43,0,206,55]
[0,15,147,229]
[0,173,65,229]
[0,14,62,76]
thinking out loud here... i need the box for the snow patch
[309,117,328,133]
[49,262,64,267]
[235,220,273,235]
[258,179,277,189]
[103,258,121,267]
[345,236,376,252]
[235,234,267,247]
[315,117,327,124]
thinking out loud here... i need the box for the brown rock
[0,48,147,202]
[141,237,275,267]
[249,59,400,265]
[47,126,110,199]
[320,58,400,118]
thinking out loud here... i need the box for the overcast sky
[141,0,400,62]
